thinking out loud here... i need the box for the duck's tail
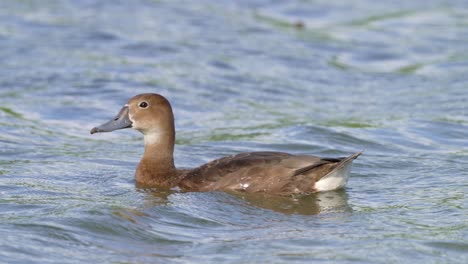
[335,150,363,170]
[314,151,363,192]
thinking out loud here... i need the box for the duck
[90,93,361,195]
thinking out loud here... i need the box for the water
[0,0,467,263]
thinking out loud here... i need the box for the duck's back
[177,151,359,195]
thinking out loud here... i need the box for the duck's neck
[135,131,178,187]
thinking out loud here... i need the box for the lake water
[0,0,467,263]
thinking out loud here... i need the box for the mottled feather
[178,151,361,195]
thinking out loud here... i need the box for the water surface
[0,0,467,263]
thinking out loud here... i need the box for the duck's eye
[139,102,148,108]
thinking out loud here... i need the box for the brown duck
[90,93,361,195]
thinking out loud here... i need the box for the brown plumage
[90,93,361,195]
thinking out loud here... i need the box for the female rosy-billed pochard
[90,93,361,195]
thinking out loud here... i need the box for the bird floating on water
[91,93,361,195]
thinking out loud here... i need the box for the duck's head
[90,93,175,143]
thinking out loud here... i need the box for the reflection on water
[231,190,351,215]
[140,188,351,215]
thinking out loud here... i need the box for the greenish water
[0,0,467,263]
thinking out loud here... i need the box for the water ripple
[0,0,467,263]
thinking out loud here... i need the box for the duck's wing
[178,151,361,194]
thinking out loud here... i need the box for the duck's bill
[90,106,132,134]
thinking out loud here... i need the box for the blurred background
[0,0,466,263]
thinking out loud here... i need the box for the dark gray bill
[90,106,132,134]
